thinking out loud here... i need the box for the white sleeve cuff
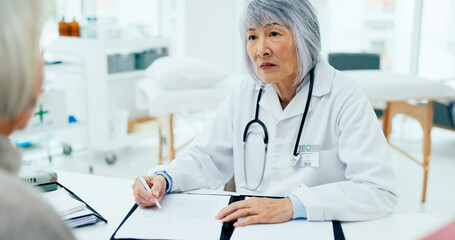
[292,183,324,221]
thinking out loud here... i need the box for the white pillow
[145,56,228,90]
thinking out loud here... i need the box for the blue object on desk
[68,115,77,124]
[45,61,63,65]
[15,141,32,147]
[14,133,54,148]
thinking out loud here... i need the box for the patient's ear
[14,110,34,131]
[0,110,34,137]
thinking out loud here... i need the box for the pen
[130,162,161,209]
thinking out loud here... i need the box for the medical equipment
[46,37,170,169]
[241,69,315,191]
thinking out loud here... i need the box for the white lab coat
[150,60,398,221]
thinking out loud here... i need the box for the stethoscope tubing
[241,68,315,191]
[293,69,314,156]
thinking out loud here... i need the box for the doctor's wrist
[283,197,294,221]
[155,174,168,191]
[154,171,173,194]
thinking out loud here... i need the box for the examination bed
[134,56,239,164]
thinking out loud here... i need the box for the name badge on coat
[290,145,320,168]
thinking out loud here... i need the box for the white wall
[174,0,244,74]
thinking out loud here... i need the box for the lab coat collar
[311,60,335,97]
[257,60,335,121]
[256,84,284,120]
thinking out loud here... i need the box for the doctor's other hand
[132,175,166,207]
[215,197,293,227]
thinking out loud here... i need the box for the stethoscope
[241,68,314,191]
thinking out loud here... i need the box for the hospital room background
[13,0,455,221]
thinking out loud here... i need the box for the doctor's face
[246,22,298,85]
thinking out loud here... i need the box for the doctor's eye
[269,31,280,37]
[248,34,258,41]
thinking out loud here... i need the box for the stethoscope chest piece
[289,154,300,167]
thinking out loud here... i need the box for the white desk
[58,171,135,240]
[58,171,453,240]
[342,212,453,240]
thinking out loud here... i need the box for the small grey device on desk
[19,166,58,192]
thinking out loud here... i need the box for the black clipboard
[110,194,345,240]
[38,182,107,228]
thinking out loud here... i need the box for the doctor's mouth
[260,62,277,70]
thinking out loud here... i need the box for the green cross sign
[306,145,311,152]
[34,104,49,123]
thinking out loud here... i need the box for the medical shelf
[107,70,145,81]
[50,37,168,51]
[46,37,170,167]
[45,63,85,76]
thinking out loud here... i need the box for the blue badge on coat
[290,145,320,168]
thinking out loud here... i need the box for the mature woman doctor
[133,0,397,226]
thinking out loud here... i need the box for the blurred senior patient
[0,0,75,239]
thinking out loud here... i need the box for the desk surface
[58,171,454,240]
[59,171,135,240]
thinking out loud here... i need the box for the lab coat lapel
[258,84,283,120]
[312,60,335,97]
[280,82,312,121]
[280,60,335,121]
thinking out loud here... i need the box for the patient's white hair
[240,0,321,87]
[0,0,43,119]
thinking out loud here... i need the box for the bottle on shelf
[58,17,69,36]
[68,18,80,37]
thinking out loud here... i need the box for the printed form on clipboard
[111,193,345,240]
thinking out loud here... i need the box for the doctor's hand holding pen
[132,175,167,207]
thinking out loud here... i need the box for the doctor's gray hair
[240,0,321,86]
[0,0,43,119]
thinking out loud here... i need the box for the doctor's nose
[257,49,271,57]
[256,40,271,57]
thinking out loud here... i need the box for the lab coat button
[272,173,281,181]
[275,131,286,139]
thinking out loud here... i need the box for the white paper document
[42,188,86,216]
[66,215,98,228]
[230,219,334,240]
[64,208,98,228]
[41,187,99,228]
[115,194,231,240]
[63,208,93,220]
